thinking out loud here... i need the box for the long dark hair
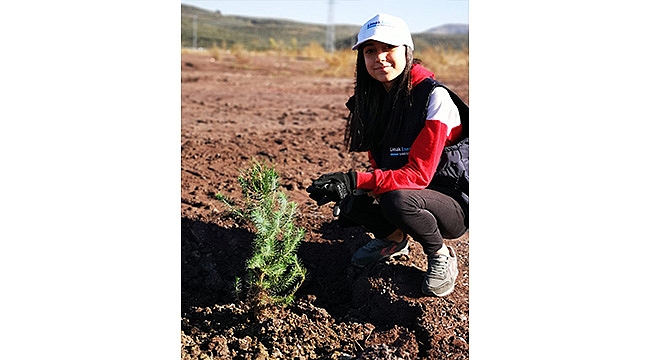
[344,46,415,152]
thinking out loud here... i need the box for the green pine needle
[216,159,307,307]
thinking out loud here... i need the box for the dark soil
[181,52,470,359]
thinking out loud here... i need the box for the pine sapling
[216,160,307,310]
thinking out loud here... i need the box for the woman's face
[362,40,407,90]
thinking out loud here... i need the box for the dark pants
[339,189,468,255]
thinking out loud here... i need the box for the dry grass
[416,45,469,81]
[316,45,469,79]
[322,50,357,78]
[180,47,206,54]
[179,44,468,81]
[231,43,253,64]
[300,42,328,59]
[207,40,228,60]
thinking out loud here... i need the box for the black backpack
[426,80,469,209]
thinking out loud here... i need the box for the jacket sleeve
[356,120,448,194]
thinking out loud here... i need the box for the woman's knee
[380,190,418,219]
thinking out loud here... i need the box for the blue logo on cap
[367,20,393,29]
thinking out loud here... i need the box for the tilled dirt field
[181,51,470,359]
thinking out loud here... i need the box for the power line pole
[325,0,335,53]
[192,15,198,50]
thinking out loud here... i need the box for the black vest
[368,78,470,220]
[369,78,437,170]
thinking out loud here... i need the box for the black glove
[306,170,357,206]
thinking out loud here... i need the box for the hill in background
[425,24,469,35]
[181,4,468,51]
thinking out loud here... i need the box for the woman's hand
[306,171,357,205]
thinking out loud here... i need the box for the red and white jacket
[355,64,464,195]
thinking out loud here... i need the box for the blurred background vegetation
[181,4,468,79]
[181,4,468,52]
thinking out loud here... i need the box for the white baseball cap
[351,13,414,51]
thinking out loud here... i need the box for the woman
[306,13,468,297]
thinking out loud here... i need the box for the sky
[180,0,468,33]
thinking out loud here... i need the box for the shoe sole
[422,282,455,297]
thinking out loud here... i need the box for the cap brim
[351,35,408,50]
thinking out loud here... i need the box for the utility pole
[192,15,198,50]
[325,0,335,53]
